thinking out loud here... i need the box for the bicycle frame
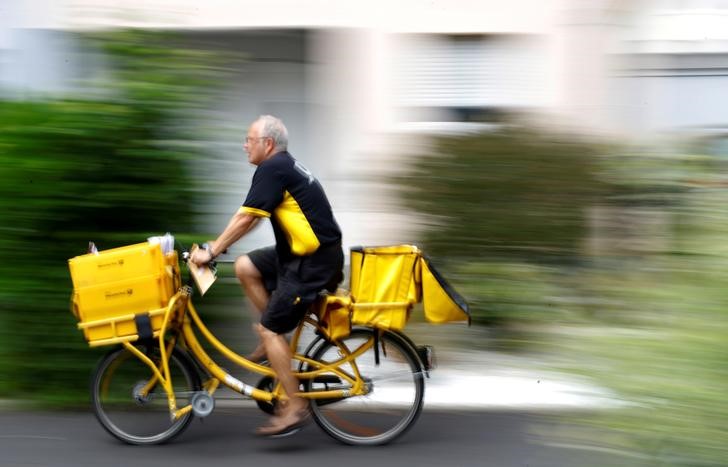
[122,285,374,421]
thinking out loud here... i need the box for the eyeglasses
[244,136,270,144]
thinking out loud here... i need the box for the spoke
[307,330,425,445]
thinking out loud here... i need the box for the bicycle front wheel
[306,329,425,445]
[91,345,200,445]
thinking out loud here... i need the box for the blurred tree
[0,30,224,403]
[396,128,728,465]
[396,129,610,326]
[399,128,608,261]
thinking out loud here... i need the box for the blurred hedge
[398,130,728,465]
[0,31,223,403]
[399,129,608,261]
[396,129,611,325]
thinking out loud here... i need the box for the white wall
[0,1,74,98]
[184,29,423,256]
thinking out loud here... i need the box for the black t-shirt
[241,151,341,260]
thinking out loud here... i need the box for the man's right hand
[190,245,214,266]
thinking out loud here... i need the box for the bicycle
[69,240,468,446]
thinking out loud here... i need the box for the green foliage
[396,129,612,326]
[546,252,728,466]
[0,30,223,401]
[399,130,728,464]
[398,129,608,261]
[452,261,576,328]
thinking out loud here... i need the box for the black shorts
[248,244,344,334]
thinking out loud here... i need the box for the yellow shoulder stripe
[239,206,271,218]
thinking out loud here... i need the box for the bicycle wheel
[306,328,425,445]
[91,345,201,445]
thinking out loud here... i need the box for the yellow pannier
[420,255,470,324]
[68,242,180,345]
[350,245,421,305]
[347,245,469,330]
[315,293,352,341]
[348,245,421,331]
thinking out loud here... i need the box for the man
[190,115,343,436]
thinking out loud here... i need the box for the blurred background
[2,0,728,465]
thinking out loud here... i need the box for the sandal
[255,408,311,438]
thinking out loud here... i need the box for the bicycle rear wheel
[306,328,425,445]
[91,345,200,445]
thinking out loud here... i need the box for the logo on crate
[105,289,134,299]
[97,259,125,269]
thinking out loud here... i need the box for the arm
[190,211,261,265]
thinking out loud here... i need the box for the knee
[235,255,260,284]
[256,323,277,342]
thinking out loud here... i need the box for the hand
[190,244,215,266]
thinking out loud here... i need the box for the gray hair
[256,115,288,151]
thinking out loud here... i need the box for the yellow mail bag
[420,256,470,324]
[348,245,421,331]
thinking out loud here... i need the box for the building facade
[4,0,728,252]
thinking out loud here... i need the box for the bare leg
[256,324,309,434]
[236,255,269,361]
[235,255,269,312]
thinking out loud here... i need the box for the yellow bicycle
[69,240,468,446]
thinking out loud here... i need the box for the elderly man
[190,115,343,436]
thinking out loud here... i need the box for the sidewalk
[423,364,621,411]
[207,348,622,412]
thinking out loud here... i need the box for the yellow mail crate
[68,243,179,345]
[69,242,168,288]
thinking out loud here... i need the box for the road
[0,408,636,467]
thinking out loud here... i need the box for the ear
[266,138,276,154]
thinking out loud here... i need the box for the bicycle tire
[91,345,201,445]
[304,328,425,445]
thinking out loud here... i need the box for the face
[243,121,273,165]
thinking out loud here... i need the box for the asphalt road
[0,407,634,467]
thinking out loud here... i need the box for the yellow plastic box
[68,243,179,345]
[69,242,167,288]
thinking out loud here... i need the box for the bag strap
[134,313,155,346]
